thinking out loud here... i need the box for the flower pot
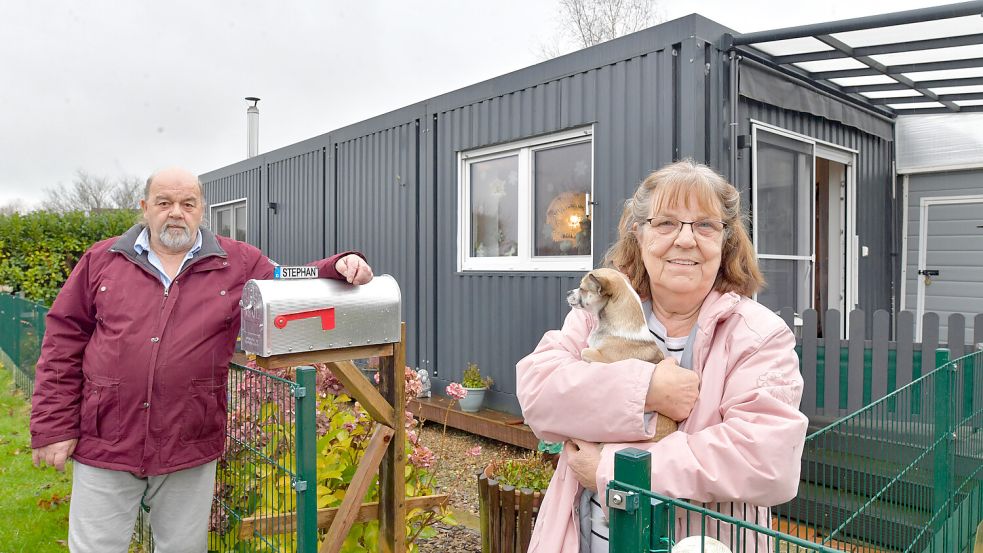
[458,386,486,412]
[478,463,545,553]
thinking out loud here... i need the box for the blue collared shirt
[134,227,203,289]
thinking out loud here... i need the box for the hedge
[0,210,138,305]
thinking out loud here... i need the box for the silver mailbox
[239,274,401,357]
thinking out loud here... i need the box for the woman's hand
[645,357,700,421]
[564,439,602,492]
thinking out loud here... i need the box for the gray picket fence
[780,308,983,420]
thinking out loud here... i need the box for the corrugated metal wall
[333,115,423,367]
[267,149,325,265]
[736,97,896,327]
[202,164,263,247]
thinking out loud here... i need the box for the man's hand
[645,357,700,421]
[335,254,373,285]
[564,439,602,492]
[32,438,77,472]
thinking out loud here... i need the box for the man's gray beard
[158,224,193,250]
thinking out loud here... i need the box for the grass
[0,365,72,552]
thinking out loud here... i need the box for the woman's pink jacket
[516,290,809,552]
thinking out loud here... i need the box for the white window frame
[751,121,859,331]
[210,198,248,241]
[457,126,594,272]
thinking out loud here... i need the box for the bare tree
[538,0,663,59]
[42,170,142,213]
[0,198,29,216]
[111,176,144,210]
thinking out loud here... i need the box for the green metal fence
[608,347,983,552]
[608,448,840,552]
[137,362,319,553]
[0,293,47,396]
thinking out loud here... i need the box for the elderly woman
[516,159,808,552]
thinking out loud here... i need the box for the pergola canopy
[725,1,983,115]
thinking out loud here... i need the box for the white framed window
[458,127,594,272]
[210,198,248,242]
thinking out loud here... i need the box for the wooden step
[805,428,983,483]
[796,449,966,513]
[780,481,932,552]
[408,396,539,450]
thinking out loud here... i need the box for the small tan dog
[567,267,678,441]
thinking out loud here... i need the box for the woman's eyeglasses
[644,216,727,238]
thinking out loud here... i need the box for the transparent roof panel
[752,37,832,57]
[793,57,870,73]
[900,67,983,81]
[861,89,922,99]
[830,17,983,48]
[870,45,983,67]
[929,85,983,95]
[888,101,944,110]
[827,75,897,87]
[954,99,983,106]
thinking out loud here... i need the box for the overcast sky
[0,0,956,207]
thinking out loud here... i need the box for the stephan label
[274,266,318,279]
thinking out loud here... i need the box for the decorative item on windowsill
[545,191,591,256]
[478,453,555,553]
[458,362,493,413]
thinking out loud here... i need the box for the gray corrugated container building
[201,11,971,414]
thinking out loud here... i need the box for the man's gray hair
[144,170,207,203]
[142,170,210,230]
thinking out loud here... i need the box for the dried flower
[409,444,435,468]
[404,366,424,399]
[445,382,468,400]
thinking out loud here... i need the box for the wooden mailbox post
[245,323,448,552]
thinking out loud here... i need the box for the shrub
[461,362,493,389]
[0,210,138,304]
[488,455,555,490]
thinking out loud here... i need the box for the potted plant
[458,362,493,413]
[478,454,555,553]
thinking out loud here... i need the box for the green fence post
[294,366,318,553]
[932,348,952,535]
[12,299,22,374]
[963,346,977,435]
[608,448,653,553]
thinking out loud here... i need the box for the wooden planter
[477,464,545,553]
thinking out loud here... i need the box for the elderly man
[30,167,373,552]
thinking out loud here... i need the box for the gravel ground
[413,421,531,553]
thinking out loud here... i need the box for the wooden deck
[230,354,540,450]
[407,396,539,450]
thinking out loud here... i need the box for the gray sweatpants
[68,459,217,553]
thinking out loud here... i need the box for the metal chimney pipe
[245,97,260,158]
